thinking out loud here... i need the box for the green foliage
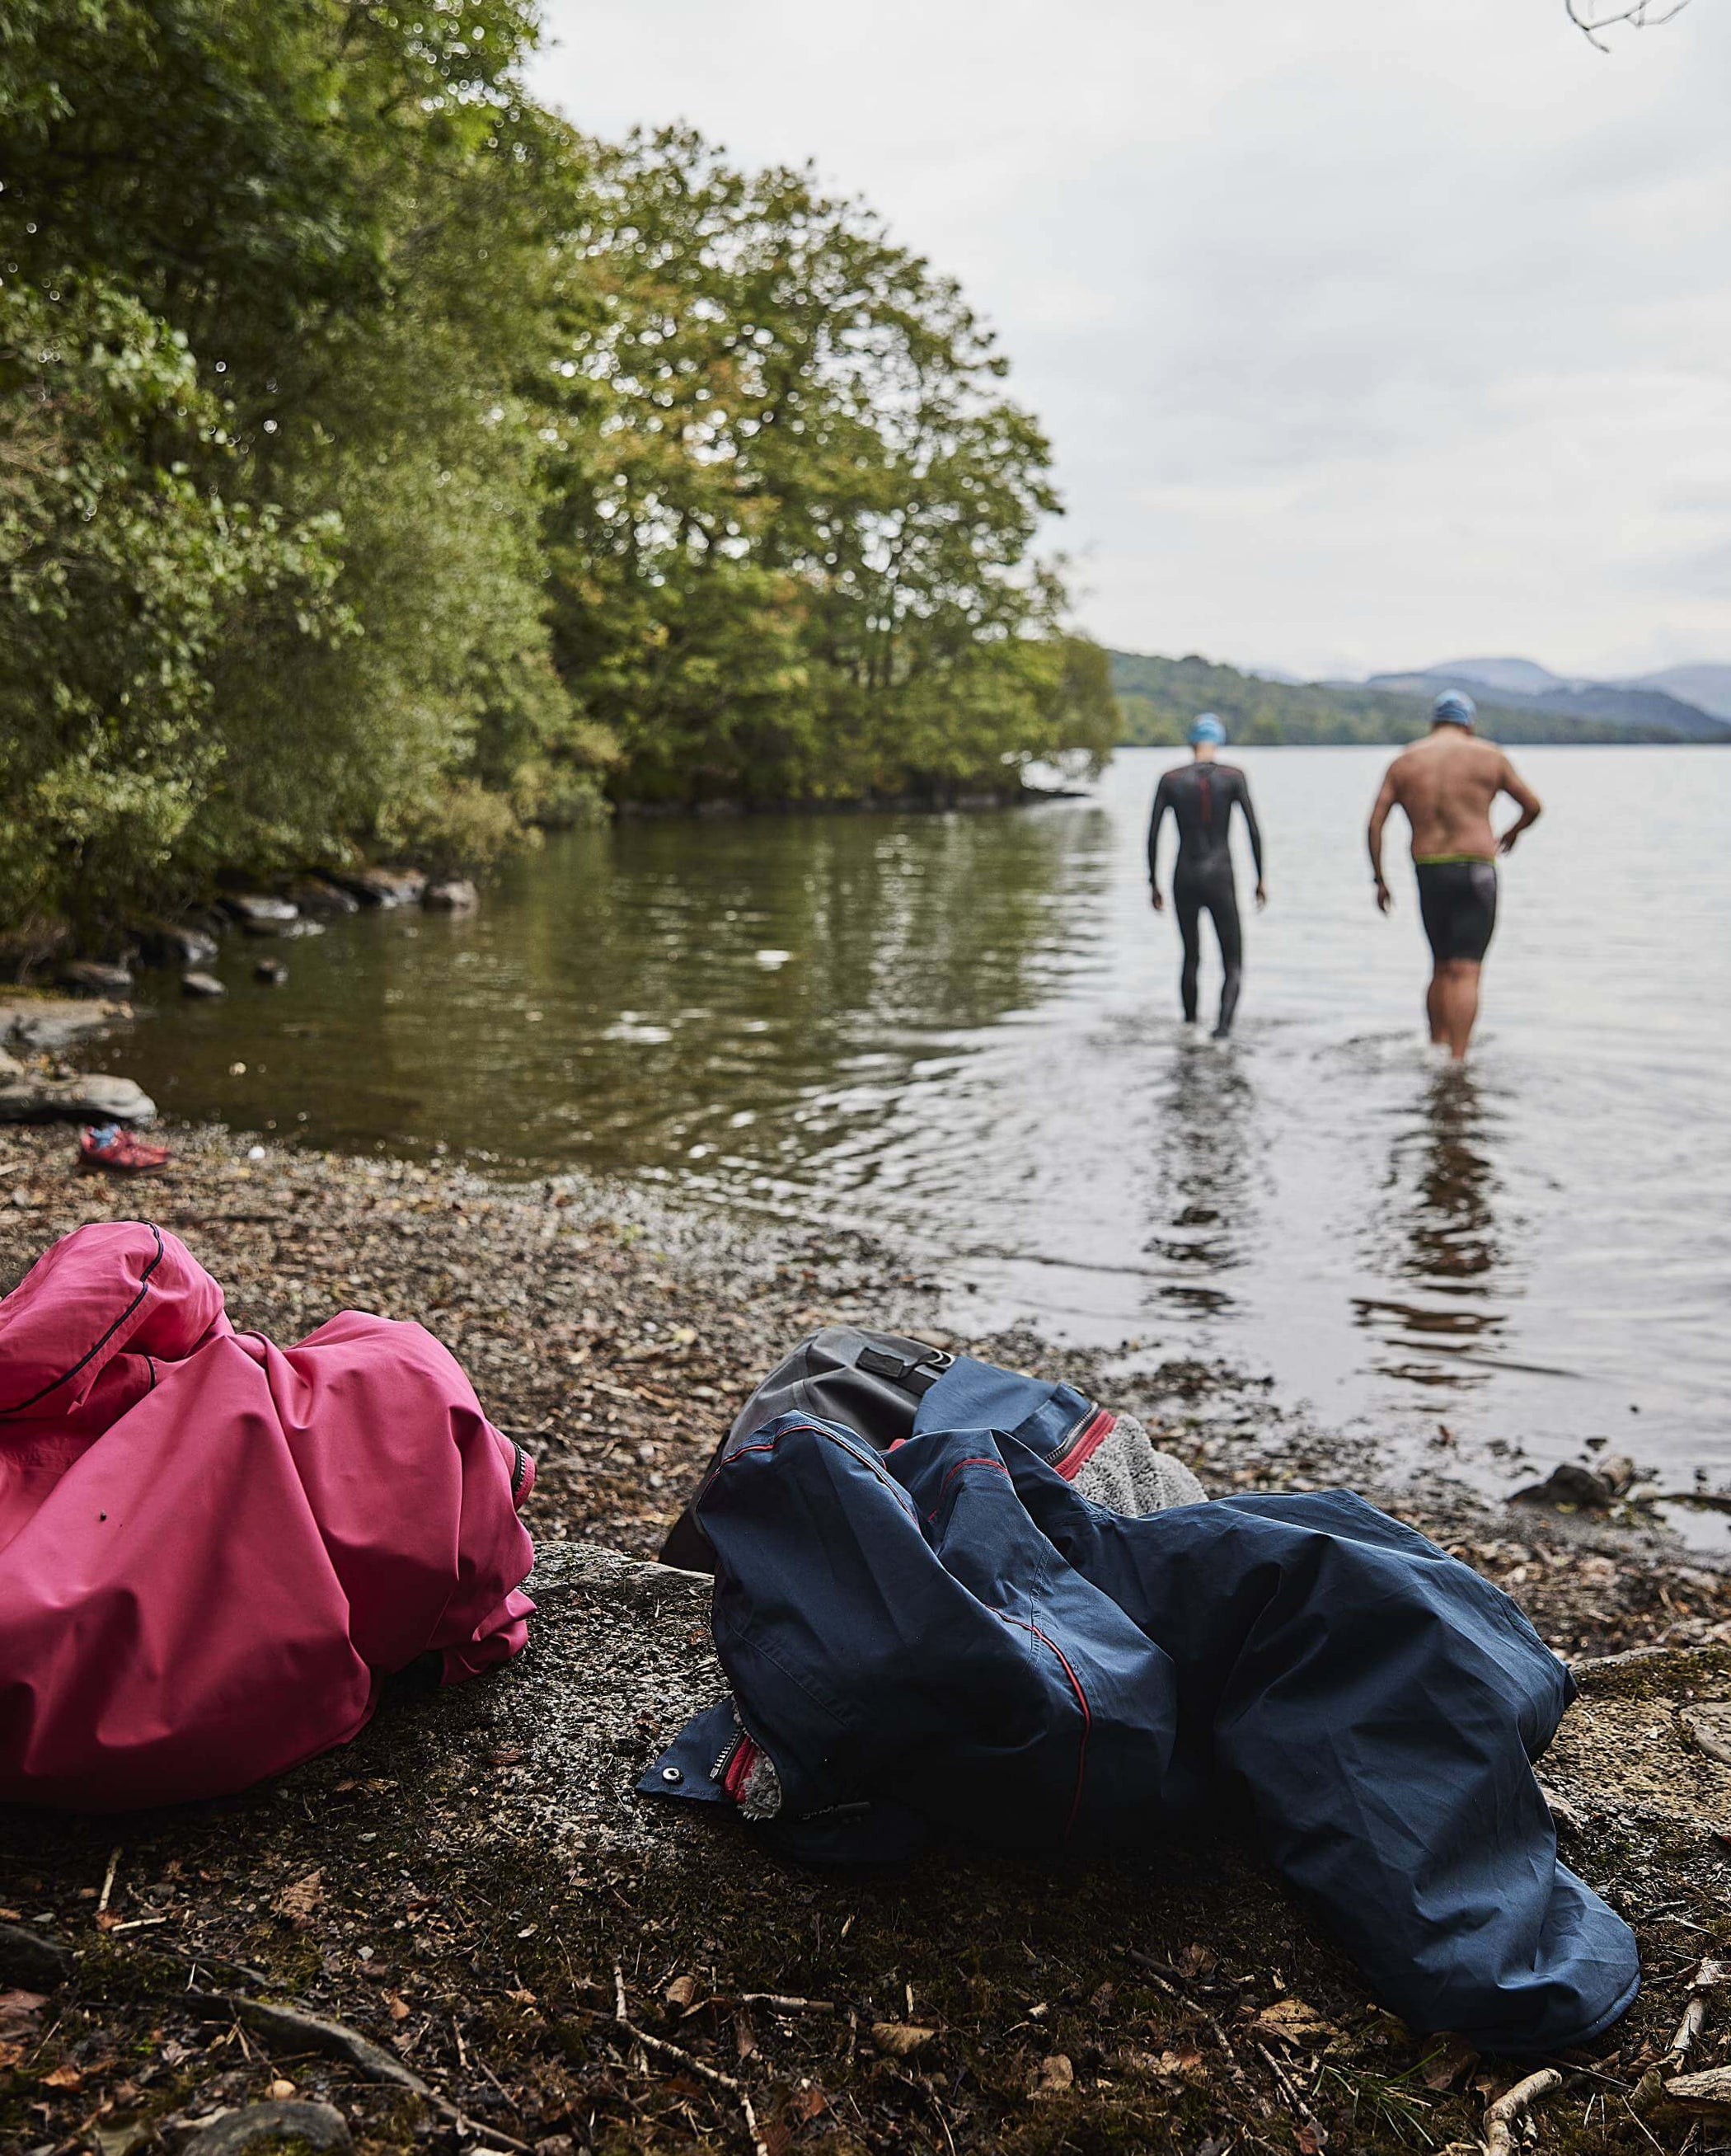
[0,6,1099,941]
[1111,651,1688,747]
[542,130,1107,805]
[0,275,346,932]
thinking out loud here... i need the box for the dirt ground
[2,1123,1730,2156]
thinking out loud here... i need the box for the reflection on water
[1356,1069,1519,1383]
[101,745,1731,1491]
[1141,1045,1260,1315]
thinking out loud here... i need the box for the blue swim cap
[1433,690,1477,729]
[1188,713,1227,746]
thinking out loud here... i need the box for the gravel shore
[2,1121,1729,2155]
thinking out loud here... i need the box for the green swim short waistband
[1414,853,1495,867]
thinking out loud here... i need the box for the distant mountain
[1367,664,1731,742]
[1429,656,1569,698]
[1107,652,1705,749]
[1620,665,1731,721]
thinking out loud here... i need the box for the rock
[422,876,479,912]
[326,867,426,909]
[1511,1457,1635,1510]
[181,2101,353,2154]
[0,996,131,1055]
[242,914,324,941]
[286,877,361,915]
[220,895,299,929]
[254,959,289,985]
[133,918,220,969]
[181,971,228,998]
[58,961,134,998]
[0,1073,156,1126]
[0,1921,75,1989]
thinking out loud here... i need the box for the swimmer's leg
[1175,885,1203,1024]
[1434,959,1481,1060]
[1210,887,1244,1039]
[1425,966,1449,1048]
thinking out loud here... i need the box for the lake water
[105,745,1731,1505]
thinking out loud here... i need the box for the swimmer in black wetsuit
[1147,714,1267,1039]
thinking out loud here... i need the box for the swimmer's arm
[1496,756,1543,854]
[1234,773,1267,904]
[1147,774,1172,909]
[1367,768,1399,914]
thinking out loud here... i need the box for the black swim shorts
[1414,858,1498,965]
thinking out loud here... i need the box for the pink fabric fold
[0,1222,534,1808]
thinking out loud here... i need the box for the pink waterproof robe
[0,1221,535,1809]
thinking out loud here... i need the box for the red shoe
[78,1122,171,1174]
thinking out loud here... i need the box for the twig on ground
[96,1847,122,1917]
[738,1993,836,2014]
[1484,2067,1562,2156]
[613,1961,771,2156]
[1253,2038,1327,2145]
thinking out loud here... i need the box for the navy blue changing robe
[645,1353,1638,2055]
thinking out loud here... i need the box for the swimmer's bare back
[1368,730,1541,896]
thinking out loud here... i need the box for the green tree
[543,130,1109,805]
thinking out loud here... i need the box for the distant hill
[1428,656,1569,698]
[1367,663,1730,743]
[1109,652,1715,748]
[1621,665,1731,721]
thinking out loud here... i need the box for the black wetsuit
[1147,760,1264,1036]
[1414,858,1498,964]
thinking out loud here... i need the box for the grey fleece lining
[1071,1410,1206,1515]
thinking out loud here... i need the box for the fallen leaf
[272,1870,324,1925]
[1295,2126,1323,2154]
[486,1745,523,1768]
[267,2079,296,2100]
[0,1989,48,2038]
[664,1974,700,2014]
[385,1992,410,2022]
[790,2084,828,2121]
[1028,2052,1074,2097]
[1255,1999,1337,2049]
[1089,1981,1116,2016]
[41,2063,82,2089]
[871,2022,936,2059]
[0,2041,22,2069]
[1418,2033,1478,2090]
[1177,1942,1219,1978]
[506,1987,537,2007]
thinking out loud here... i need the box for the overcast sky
[528,0,1731,681]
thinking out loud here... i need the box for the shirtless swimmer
[1366,691,1542,1061]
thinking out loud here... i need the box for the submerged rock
[181,971,228,998]
[327,867,426,909]
[286,877,361,915]
[0,1073,156,1125]
[134,919,219,968]
[255,958,289,985]
[423,876,479,912]
[57,960,134,998]
[222,894,300,928]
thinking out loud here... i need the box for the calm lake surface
[106,745,1731,1502]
